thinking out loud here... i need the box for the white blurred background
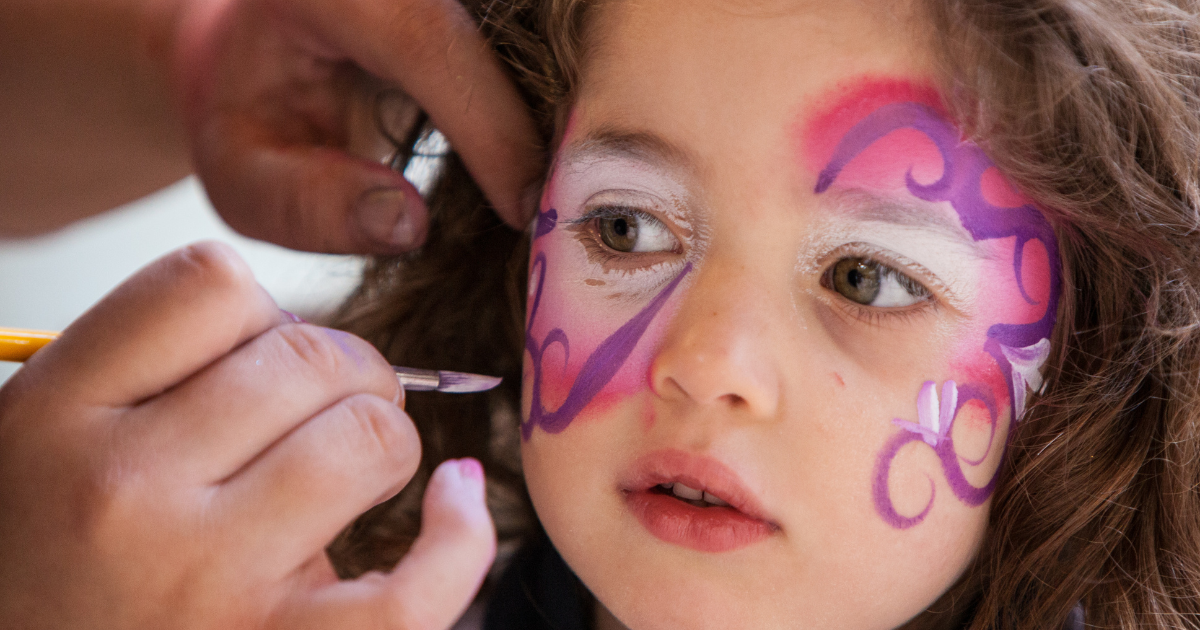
[0,176,366,385]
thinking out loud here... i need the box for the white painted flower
[894,380,958,447]
[1000,338,1051,421]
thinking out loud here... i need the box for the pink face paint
[806,79,1060,529]
[522,209,691,439]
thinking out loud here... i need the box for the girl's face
[520,1,1058,628]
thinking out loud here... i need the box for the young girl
[330,0,1200,628]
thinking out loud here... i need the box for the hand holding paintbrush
[0,243,498,630]
[0,327,501,393]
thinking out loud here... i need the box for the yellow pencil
[0,326,501,393]
[0,327,58,362]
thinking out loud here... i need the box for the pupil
[598,213,640,252]
[829,257,881,305]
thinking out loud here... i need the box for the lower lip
[625,490,776,553]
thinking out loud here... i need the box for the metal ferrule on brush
[394,367,443,391]
[392,366,503,393]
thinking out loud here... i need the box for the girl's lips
[620,449,779,553]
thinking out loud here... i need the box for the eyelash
[562,211,946,328]
[566,205,681,271]
[817,243,947,326]
[840,299,935,327]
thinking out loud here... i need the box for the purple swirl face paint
[808,81,1060,529]
[522,208,692,440]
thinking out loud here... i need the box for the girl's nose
[648,264,782,419]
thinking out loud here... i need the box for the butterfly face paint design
[809,81,1059,529]
[521,129,697,441]
[523,208,691,439]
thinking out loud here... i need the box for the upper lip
[619,448,779,528]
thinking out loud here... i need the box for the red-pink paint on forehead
[798,78,947,175]
[815,129,945,193]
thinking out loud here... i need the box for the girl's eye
[596,211,677,253]
[825,257,931,307]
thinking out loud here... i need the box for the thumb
[388,458,497,627]
[178,0,433,255]
[280,459,496,630]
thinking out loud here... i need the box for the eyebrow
[821,188,984,255]
[559,126,696,172]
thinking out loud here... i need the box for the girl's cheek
[523,226,689,437]
[532,312,673,420]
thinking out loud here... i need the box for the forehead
[576,0,937,157]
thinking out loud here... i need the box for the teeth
[659,482,731,507]
[703,492,729,507]
[672,482,704,501]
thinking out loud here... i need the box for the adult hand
[0,242,497,630]
[175,0,543,254]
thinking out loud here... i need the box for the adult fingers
[13,241,280,411]
[290,0,543,228]
[127,323,402,483]
[272,459,495,630]
[180,0,428,254]
[197,114,431,254]
[215,393,421,577]
[179,0,541,256]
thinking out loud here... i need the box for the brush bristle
[436,370,503,393]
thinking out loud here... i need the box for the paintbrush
[0,326,501,394]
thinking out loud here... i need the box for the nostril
[718,393,748,408]
[653,376,690,400]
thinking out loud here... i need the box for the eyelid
[572,204,647,223]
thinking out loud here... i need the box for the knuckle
[273,324,347,378]
[271,325,396,395]
[72,460,150,554]
[391,1,467,62]
[342,395,416,465]
[166,241,256,299]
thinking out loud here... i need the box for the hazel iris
[831,257,882,305]
[599,215,639,252]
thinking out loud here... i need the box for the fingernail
[458,458,484,484]
[356,188,420,250]
[281,309,306,323]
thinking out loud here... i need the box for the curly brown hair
[329,1,1200,628]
